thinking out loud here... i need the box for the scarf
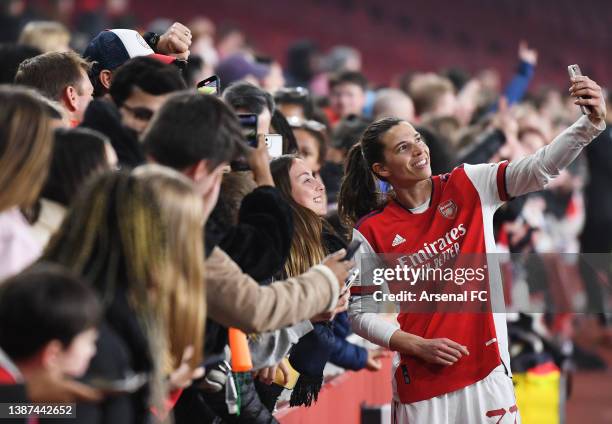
[287,321,335,407]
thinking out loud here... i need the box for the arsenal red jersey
[353,162,511,404]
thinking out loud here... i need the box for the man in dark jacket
[580,98,612,328]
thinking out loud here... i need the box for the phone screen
[238,114,258,148]
[197,75,220,96]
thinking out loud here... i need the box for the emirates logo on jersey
[438,200,457,219]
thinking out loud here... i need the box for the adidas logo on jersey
[392,234,406,247]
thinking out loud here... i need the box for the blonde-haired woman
[0,85,55,281]
[18,21,71,53]
[133,164,206,389]
[43,168,206,423]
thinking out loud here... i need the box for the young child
[0,263,101,387]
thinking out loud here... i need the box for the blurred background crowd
[0,0,611,423]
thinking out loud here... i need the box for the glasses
[122,104,154,122]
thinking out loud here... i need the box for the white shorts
[391,365,520,424]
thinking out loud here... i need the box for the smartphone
[238,113,258,148]
[344,268,360,292]
[264,134,283,159]
[342,240,362,261]
[567,64,589,115]
[230,114,259,171]
[86,373,148,395]
[197,75,220,96]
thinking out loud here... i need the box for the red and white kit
[349,115,604,423]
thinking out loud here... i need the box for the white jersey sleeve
[463,162,509,210]
[464,115,604,207]
[348,228,399,348]
[505,115,604,197]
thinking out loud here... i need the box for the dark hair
[271,109,298,154]
[182,55,204,88]
[286,40,318,85]
[294,123,328,169]
[0,43,41,84]
[0,263,101,360]
[440,67,470,92]
[270,155,297,203]
[332,115,371,152]
[338,117,402,228]
[143,91,245,170]
[329,70,368,92]
[223,81,275,115]
[416,126,455,174]
[90,69,106,99]
[14,51,93,101]
[110,56,187,108]
[41,127,111,206]
[274,87,315,119]
[215,171,257,228]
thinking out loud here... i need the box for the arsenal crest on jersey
[438,200,457,219]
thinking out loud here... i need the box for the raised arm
[206,247,350,333]
[506,76,606,197]
[465,76,606,206]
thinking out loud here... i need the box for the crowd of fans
[0,6,610,424]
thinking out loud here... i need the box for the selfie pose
[338,75,606,423]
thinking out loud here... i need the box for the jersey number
[485,405,518,424]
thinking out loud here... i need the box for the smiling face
[373,121,431,186]
[289,158,326,215]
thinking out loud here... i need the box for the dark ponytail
[338,117,402,229]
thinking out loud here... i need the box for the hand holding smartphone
[238,114,259,148]
[343,268,360,294]
[339,240,361,295]
[231,114,259,171]
[567,64,589,115]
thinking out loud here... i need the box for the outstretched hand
[518,41,538,66]
[569,75,606,126]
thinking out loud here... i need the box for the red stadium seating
[132,0,612,89]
